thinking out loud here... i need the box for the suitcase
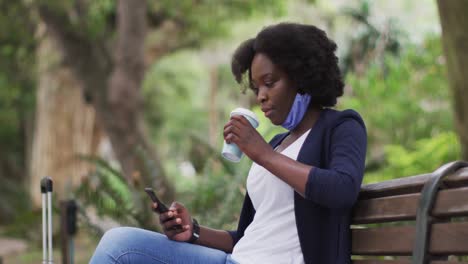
[41,177,53,264]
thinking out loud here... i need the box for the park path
[0,237,28,262]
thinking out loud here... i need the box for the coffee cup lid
[230,107,259,127]
[230,108,258,120]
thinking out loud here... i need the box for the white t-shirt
[231,130,311,264]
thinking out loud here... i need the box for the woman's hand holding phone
[145,188,194,242]
[158,202,194,242]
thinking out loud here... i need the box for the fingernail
[176,218,181,224]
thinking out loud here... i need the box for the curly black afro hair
[231,23,344,107]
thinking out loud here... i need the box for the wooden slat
[432,187,468,217]
[352,193,419,224]
[431,222,468,255]
[352,187,468,224]
[352,226,414,255]
[352,222,468,255]
[359,167,468,199]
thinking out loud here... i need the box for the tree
[0,0,36,220]
[32,0,284,205]
[31,0,163,206]
[30,33,101,205]
[0,1,36,181]
[340,0,403,76]
[437,0,468,160]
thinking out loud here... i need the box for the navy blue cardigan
[228,109,367,264]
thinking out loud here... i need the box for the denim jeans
[89,227,239,264]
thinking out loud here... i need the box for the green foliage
[85,0,115,38]
[0,0,36,221]
[0,0,36,148]
[341,35,453,150]
[0,177,31,224]
[340,0,405,75]
[74,155,159,235]
[149,0,286,45]
[1,210,41,239]
[35,0,115,40]
[144,51,209,148]
[364,132,460,183]
[36,0,285,48]
[340,34,460,183]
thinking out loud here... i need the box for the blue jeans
[89,227,239,264]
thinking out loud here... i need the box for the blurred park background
[1,0,467,263]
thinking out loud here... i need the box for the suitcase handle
[41,177,54,264]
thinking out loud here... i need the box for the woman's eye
[265,82,274,88]
[251,87,259,95]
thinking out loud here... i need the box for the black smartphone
[145,187,184,231]
[144,187,169,214]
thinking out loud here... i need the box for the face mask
[281,93,311,131]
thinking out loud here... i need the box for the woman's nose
[257,87,267,103]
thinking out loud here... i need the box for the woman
[89,22,367,264]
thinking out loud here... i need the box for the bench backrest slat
[353,186,468,224]
[358,168,468,199]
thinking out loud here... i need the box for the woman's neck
[290,107,322,138]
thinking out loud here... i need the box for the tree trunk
[30,33,100,206]
[104,0,173,197]
[37,1,175,201]
[107,0,146,181]
[437,0,468,160]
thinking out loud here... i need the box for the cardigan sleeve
[225,191,256,247]
[227,230,238,246]
[304,117,367,209]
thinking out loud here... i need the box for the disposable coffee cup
[222,108,259,162]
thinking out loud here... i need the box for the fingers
[160,202,191,226]
[169,202,186,214]
[224,133,239,144]
[231,115,250,125]
[159,210,173,222]
[225,116,250,130]
[224,116,252,143]
[153,201,192,241]
[170,201,182,209]
[162,216,183,231]
[165,224,190,238]
[223,115,248,128]
[224,124,240,141]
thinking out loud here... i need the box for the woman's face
[251,53,297,125]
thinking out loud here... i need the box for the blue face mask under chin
[281,93,312,131]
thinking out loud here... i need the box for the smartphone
[144,187,169,214]
[145,187,184,231]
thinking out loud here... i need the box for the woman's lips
[262,108,273,118]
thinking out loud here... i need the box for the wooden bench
[351,161,468,264]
